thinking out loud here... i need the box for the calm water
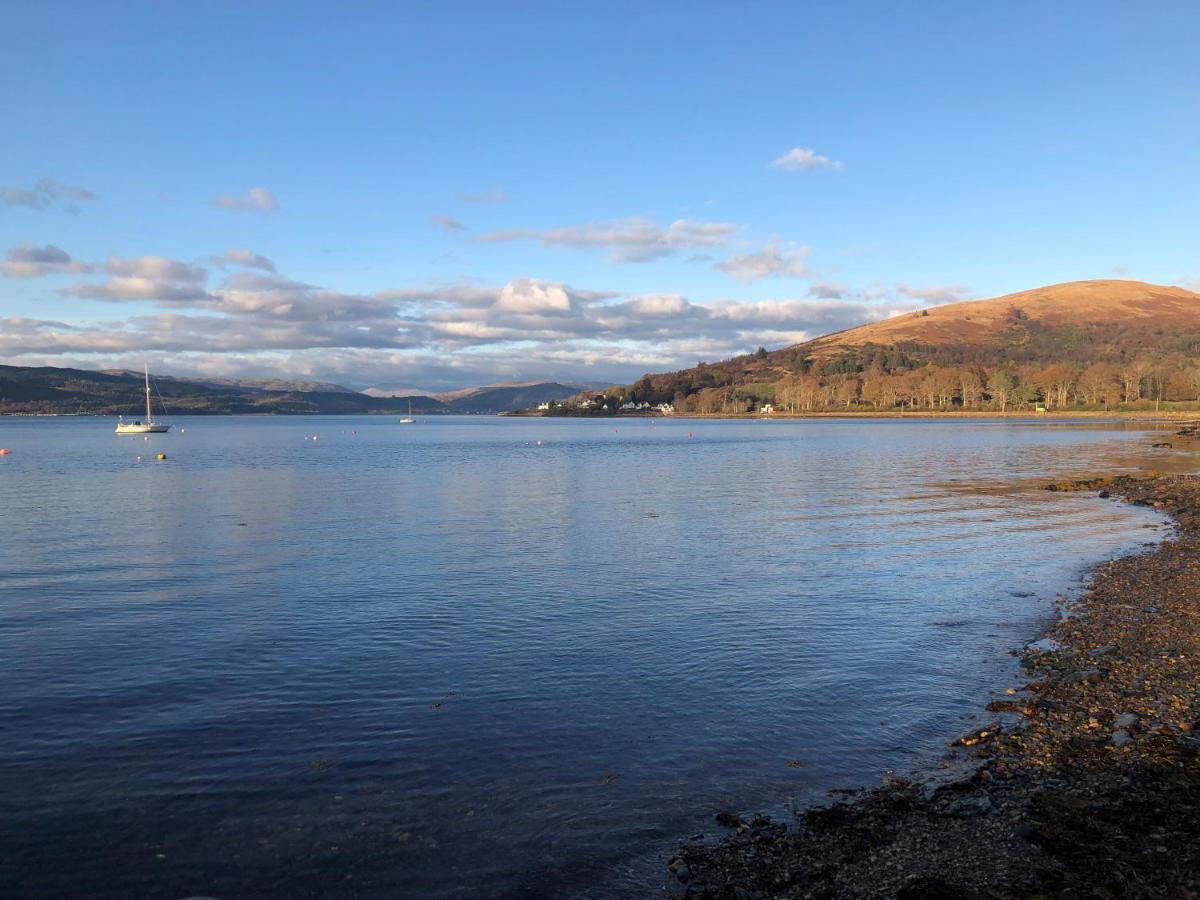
[0,416,1174,898]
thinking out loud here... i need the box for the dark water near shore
[0,416,1171,898]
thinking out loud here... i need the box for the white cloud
[460,189,509,204]
[0,178,96,209]
[494,278,574,313]
[477,216,737,262]
[893,283,969,306]
[213,272,398,321]
[808,282,968,307]
[628,294,691,317]
[771,147,842,172]
[716,242,811,282]
[432,213,465,232]
[213,248,277,272]
[212,186,279,212]
[1,244,92,278]
[63,255,211,302]
[104,255,207,282]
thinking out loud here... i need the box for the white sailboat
[399,399,415,424]
[115,364,171,434]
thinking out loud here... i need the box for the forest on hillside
[582,335,1200,415]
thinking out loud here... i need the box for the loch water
[0,416,1172,898]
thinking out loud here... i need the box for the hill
[602,280,1200,414]
[806,280,1200,360]
[442,382,587,413]
[0,366,598,416]
[160,375,357,394]
[0,365,449,416]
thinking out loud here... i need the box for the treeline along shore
[669,432,1200,898]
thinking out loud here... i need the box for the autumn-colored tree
[987,366,1017,412]
[833,376,862,408]
[898,370,926,410]
[859,374,884,409]
[928,367,961,408]
[1121,358,1153,403]
[1076,363,1122,409]
[1166,371,1196,401]
[1035,363,1078,409]
[959,366,985,408]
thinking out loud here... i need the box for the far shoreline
[510,408,1195,422]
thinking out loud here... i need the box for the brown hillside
[611,280,1200,415]
[808,279,1200,358]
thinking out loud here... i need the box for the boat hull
[115,423,171,434]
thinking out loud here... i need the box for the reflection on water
[0,416,1181,898]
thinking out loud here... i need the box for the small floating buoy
[156,452,166,461]
[536,440,542,446]
[135,455,142,462]
[687,432,693,439]
[0,448,9,456]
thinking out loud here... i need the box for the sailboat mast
[145,363,152,422]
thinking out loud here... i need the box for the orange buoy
[156,452,167,460]
[0,448,9,455]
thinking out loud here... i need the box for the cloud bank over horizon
[0,240,967,391]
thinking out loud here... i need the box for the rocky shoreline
[669,471,1200,898]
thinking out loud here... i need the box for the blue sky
[2,1,1197,391]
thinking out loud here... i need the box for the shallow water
[0,416,1172,898]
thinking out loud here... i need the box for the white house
[759,403,774,415]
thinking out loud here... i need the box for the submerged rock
[943,793,994,818]
[1113,712,1140,730]
[952,722,1001,748]
[1061,667,1102,685]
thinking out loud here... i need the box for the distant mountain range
[0,366,602,416]
[434,381,598,413]
[148,375,358,394]
[603,280,1200,414]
